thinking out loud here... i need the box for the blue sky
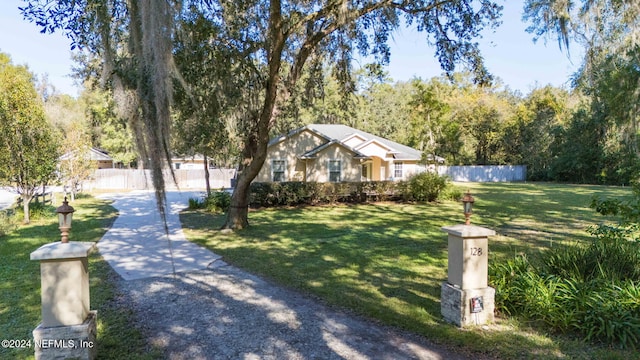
[0,0,582,96]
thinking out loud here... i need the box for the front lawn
[181,182,636,359]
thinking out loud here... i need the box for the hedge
[249,173,454,208]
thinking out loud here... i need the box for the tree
[355,69,412,143]
[172,8,242,195]
[22,0,502,229]
[407,78,452,162]
[524,0,640,183]
[42,93,97,197]
[0,53,59,224]
[512,86,569,180]
[212,0,502,229]
[58,121,95,200]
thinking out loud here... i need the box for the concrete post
[30,241,97,360]
[440,224,495,327]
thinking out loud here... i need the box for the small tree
[58,122,95,200]
[0,53,59,223]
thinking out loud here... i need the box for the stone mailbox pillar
[441,224,495,327]
[30,241,97,360]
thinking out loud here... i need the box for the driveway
[0,188,17,210]
[96,190,224,280]
[96,190,471,359]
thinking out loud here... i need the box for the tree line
[7,0,639,229]
[288,66,639,185]
[42,66,638,188]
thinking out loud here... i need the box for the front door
[361,163,371,181]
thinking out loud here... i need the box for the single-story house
[59,147,114,169]
[171,154,208,170]
[256,124,444,183]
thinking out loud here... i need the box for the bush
[248,181,405,207]
[490,237,640,349]
[440,184,463,201]
[490,183,640,349]
[0,210,17,237]
[13,201,56,221]
[204,191,231,213]
[401,172,450,202]
[188,197,204,210]
[247,177,457,208]
[188,191,231,213]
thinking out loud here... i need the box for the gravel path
[99,190,473,360]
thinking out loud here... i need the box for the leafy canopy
[0,52,59,223]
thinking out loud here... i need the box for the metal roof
[305,124,422,161]
[269,124,445,163]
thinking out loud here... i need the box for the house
[59,147,114,169]
[170,154,208,170]
[256,124,444,183]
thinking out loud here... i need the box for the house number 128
[471,247,483,256]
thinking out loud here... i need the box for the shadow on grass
[181,183,637,359]
[118,265,478,359]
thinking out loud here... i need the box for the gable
[355,139,394,159]
[267,128,327,160]
[300,140,368,160]
[59,148,113,162]
[342,134,367,148]
[306,124,422,161]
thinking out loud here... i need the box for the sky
[0,1,583,97]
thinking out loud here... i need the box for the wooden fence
[88,168,237,190]
[434,165,527,182]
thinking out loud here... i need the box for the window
[272,160,286,182]
[394,162,403,179]
[328,160,341,182]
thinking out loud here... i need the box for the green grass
[0,195,159,359]
[181,182,638,359]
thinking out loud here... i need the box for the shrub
[249,181,395,207]
[188,191,231,213]
[490,237,640,349]
[0,210,17,237]
[14,201,56,221]
[401,172,450,202]
[188,197,204,210]
[490,183,640,349]
[204,191,231,213]
[248,178,457,207]
[440,184,463,201]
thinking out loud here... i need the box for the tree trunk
[222,0,285,230]
[22,194,30,224]
[223,120,272,229]
[204,154,211,196]
[224,172,251,229]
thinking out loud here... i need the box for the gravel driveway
[99,190,472,359]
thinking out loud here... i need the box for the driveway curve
[97,190,472,360]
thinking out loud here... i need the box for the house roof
[59,147,113,162]
[171,154,206,162]
[271,124,441,162]
[299,139,369,160]
[308,124,426,161]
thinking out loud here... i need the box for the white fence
[88,168,237,190]
[435,165,527,182]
